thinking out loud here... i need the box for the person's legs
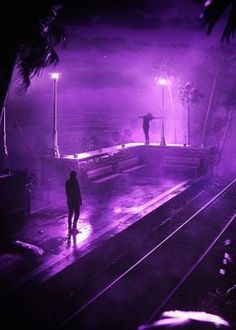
[144,127,149,145]
[72,204,80,232]
[68,203,73,233]
[146,133,150,145]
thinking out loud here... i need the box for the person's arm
[152,116,161,119]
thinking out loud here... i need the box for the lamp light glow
[50,72,61,80]
[158,77,168,86]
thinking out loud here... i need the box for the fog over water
[6,0,236,174]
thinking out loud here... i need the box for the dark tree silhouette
[0,1,66,250]
[197,0,236,41]
[0,1,65,120]
[180,81,202,145]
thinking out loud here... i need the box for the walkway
[0,176,190,290]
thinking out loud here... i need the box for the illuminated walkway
[0,176,189,289]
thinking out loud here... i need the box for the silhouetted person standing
[139,112,160,145]
[65,170,82,234]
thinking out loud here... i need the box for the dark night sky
[59,0,202,30]
[60,0,172,23]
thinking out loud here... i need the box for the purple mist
[5,0,235,175]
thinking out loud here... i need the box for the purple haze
[5,0,236,174]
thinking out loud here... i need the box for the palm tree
[0,1,65,120]
[214,89,236,172]
[197,0,236,41]
[0,1,65,170]
[180,82,202,146]
[0,1,65,250]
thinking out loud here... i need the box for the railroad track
[58,178,236,330]
[2,177,236,329]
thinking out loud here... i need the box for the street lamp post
[0,94,9,171]
[50,72,61,158]
[2,97,8,158]
[158,78,167,146]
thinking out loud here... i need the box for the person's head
[70,170,77,178]
[147,112,153,118]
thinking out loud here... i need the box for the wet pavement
[0,175,191,289]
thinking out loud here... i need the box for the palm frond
[197,0,236,41]
[180,81,203,106]
[0,1,65,89]
[45,25,66,46]
[202,0,229,35]
[221,2,236,41]
[17,34,61,88]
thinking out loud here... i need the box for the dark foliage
[197,0,236,41]
[0,0,65,89]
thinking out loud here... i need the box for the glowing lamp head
[50,72,61,80]
[158,78,167,86]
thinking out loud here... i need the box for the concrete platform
[0,176,192,291]
[2,174,236,330]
